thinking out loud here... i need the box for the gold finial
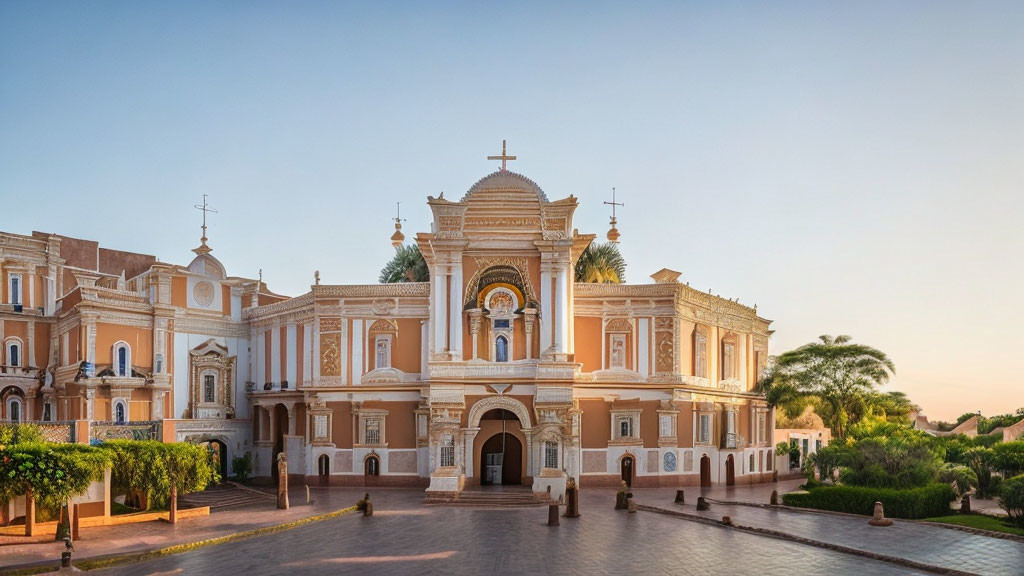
[604,187,623,243]
[487,139,517,171]
[391,202,406,248]
[192,194,218,255]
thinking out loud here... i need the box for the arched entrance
[271,404,288,480]
[318,455,330,486]
[479,432,522,485]
[726,454,736,486]
[201,439,228,481]
[365,455,380,478]
[700,454,711,487]
[620,454,635,487]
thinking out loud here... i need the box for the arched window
[495,335,509,363]
[693,327,707,378]
[6,340,21,367]
[375,336,391,369]
[8,397,23,422]
[203,373,216,403]
[113,342,131,377]
[365,455,380,477]
[544,441,558,469]
[114,400,127,424]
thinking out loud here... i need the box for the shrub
[0,423,44,446]
[99,440,217,510]
[992,442,1024,477]
[232,451,253,483]
[1000,474,1024,527]
[782,483,956,519]
[990,475,1004,497]
[937,464,977,497]
[840,436,941,489]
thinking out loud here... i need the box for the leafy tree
[840,436,941,489]
[0,443,109,531]
[759,335,895,439]
[379,244,429,283]
[937,463,978,498]
[232,451,253,483]
[574,242,626,283]
[0,423,45,446]
[1000,474,1024,527]
[992,441,1024,477]
[962,446,996,498]
[100,440,217,517]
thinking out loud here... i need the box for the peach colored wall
[95,323,152,369]
[394,319,422,374]
[33,322,50,367]
[221,285,231,317]
[70,325,80,362]
[580,399,610,448]
[640,400,660,447]
[677,401,694,448]
[170,276,187,308]
[680,321,696,376]
[384,401,418,449]
[574,317,602,372]
[329,401,353,447]
[296,323,304,385]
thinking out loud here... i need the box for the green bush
[990,475,1004,497]
[937,464,978,497]
[0,423,44,446]
[231,451,252,483]
[782,483,956,519]
[1000,474,1024,527]
[840,436,942,489]
[992,442,1024,477]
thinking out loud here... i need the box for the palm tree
[766,335,895,439]
[379,245,429,283]
[575,242,626,283]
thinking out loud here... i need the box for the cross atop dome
[487,139,517,171]
[193,194,217,255]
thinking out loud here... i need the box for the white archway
[467,395,532,429]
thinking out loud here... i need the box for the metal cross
[487,139,517,171]
[394,202,406,225]
[604,187,624,219]
[193,194,218,243]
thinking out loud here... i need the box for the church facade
[0,163,773,499]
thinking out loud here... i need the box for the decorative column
[523,308,537,360]
[539,264,552,352]
[555,262,569,354]
[85,321,97,377]
[463,427,480,478]
[27,321,35,367]
[467,309,483,359]
[152,392,165,419]
[432,261,447,355]
[85,388,95,420]
[448,254,463,358]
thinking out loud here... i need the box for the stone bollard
[769,490,779,506]
[674,490,685,504]
[564,478,580,518]
[627,497,637,513]
[358,493,373,517]
[615,482,629,510]
[868,501,893,527]
[548,503,560,526]
[306,485,311,505]
[696,497,710,511]
[722,516,732,526]
[960,495,971,514]
[72,504,80,541]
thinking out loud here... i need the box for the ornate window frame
[188,340,236,419]
[695,407,714,446]
[7,273,22,305]
[113,398,129,424]
[112,341,131,377]
[610,408,641,444]
[356,408,388,447]
[485,287,519,362]
[6,396,23,422]
[721,334,737,380]
[4,337,23,368]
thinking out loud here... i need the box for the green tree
[992,441,1024,477]
[760,335,895,439]
[379,244,429,283]
[100,440,217,518]
[574,242,626,283]
[1000,474,1024,527]
[962,446,996,498]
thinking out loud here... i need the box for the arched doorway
[726,454,736,486]
[620,454,635,487]
[271,404,288,480]
[365,455,380,478]
[201,439,228,481]
[479,432,522,485]
[700,454,711,487]
[318,455,330,486]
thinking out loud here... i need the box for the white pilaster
[271,324,281,384]
[286,323,297,385]
[302,323,312,385]
[448,258,463,357]
[540,265,552,352]
[27,321,35,367]
[555,263,569,353]
[351,319,363,385]
[432,264,447,354]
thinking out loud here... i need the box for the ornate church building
[0,152,773,499]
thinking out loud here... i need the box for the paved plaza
[85,489,927,576]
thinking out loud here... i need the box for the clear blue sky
[2,1,1022,421]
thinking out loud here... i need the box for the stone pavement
[645,498,1024,576]
[86,489,924,576]
[0,484,366,572]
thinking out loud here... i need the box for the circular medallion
[193,281,215,307]
[663,451,677,472]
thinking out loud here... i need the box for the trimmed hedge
[782,483,956,519]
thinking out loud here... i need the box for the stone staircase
[179,482,276,511]
[427,488,553,507]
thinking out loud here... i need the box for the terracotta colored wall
[170,276,187,308]
[580,399,610,448]
[384,401,418,449]
[95,323,152,369]
[70,325,80,362]
[640,400,660,447]
[330,401,353,447]
[34,322,50,367]
[296,323,304,385]
[394,319,422,374]
[61,287,82,309]
[677,401,694,448]
[221,285,231,317]
[574,317,602,372]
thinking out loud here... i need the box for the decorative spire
[390,202,406,248]
[604,187,623,243]
[487,139,517,172]
[192,194,218,255]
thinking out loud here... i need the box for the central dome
[461,170,549,203]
